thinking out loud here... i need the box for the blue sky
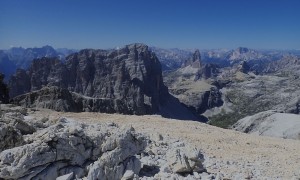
[0,0,299,49]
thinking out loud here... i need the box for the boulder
[56,172,74,180]
[121,170,135,180]
[2,112,35,135]
[182,50,202,68]
[0,122,24,151]
[166,143,205,174]
[0,118,146,179]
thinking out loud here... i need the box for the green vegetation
[209,88,275,129]
[209,112,243,128]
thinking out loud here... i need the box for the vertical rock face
[8,69,31,98]
[0,73,9,103]
[9,43,169,114]
[195,64,219,80]
[29,57,69,91]
[182,50,202,68]
[237,61,250,74]
[197,87,223,114]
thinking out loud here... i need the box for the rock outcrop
[0,116,147,179]
[9,44,169,115]
[0,105,209,179]
[195,63,219,80]
[237,61,250,74]
[196,87,223,114]
[182,50,202,68]
[10,86,81,112]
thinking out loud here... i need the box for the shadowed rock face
[0,73,9,103]
[195,64,220,81]
[237,61,250,74]
[9,44,169,115]
[8,69,31,99]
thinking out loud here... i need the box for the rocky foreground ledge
[0,104,216,180]
[1,104,300,179]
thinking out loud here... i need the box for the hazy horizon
[3,44,300,52]
[1,0,300,50]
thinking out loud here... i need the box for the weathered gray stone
[2,112,35,135]
[56,172,74,180]
[0,118,147,180]
[121,170,134,180]
[0,122,24,151]
[9,43,169,115]
[166,144,205,174]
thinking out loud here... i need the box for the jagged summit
[193,49,201,62]
[182,49,202,68]
[229,47,264,62]
[0,45,76,79]
[8,43,202,120]
[9,43,167,115]
[236,47,250,54]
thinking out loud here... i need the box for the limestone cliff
[9,44,169,115]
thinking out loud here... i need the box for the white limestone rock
[0,118,146,180]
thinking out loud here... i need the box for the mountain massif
[5,44,300,125]
[8,44,201,121]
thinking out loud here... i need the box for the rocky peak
[9,43,169,115]
[193,49,201,62]
[229,47,264,63]
[182,49,202,68]
[195,64,219,80]
[236,47,249,54]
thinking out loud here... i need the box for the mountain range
[1,43,300,179]
[0,45,77,79]
[152,46,300,72]
[1,44,300,125]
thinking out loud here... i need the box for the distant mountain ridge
[1,45,298,80]
[0,45,77,79]
[152,46,299,73]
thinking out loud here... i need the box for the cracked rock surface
[0,105,209,180]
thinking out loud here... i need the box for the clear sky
[0,0,299,50]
